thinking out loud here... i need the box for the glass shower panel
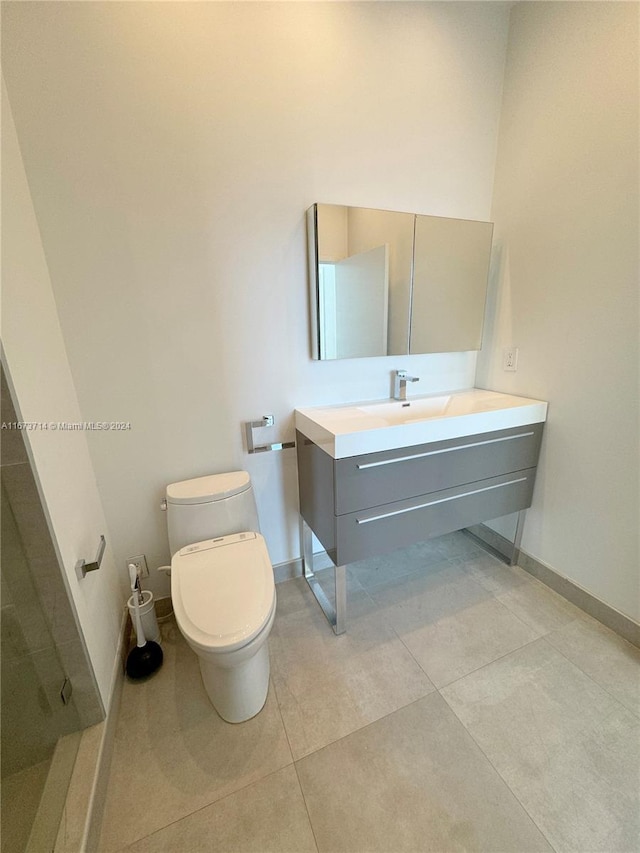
[1,484,81,770]
[1,365,103,853]
[1,484,80,853]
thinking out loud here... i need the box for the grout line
[390,622,437,687]
[361,554,543,692]
[111,761,297,853]
[106,536,635,852]
[291,693,432,766]
[476,589,551,635]
[538,633,640,722]
[438,687,560,853]
[122,681,318,853]
[291,762,321,853]
[435,633,544,692]
[270,675,298,765]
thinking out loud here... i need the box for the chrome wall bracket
[244,415,295,454]
[75,535,106,580]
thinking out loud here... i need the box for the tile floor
[98,533,640,852]
[1,759,51,853]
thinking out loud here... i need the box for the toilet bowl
[171,531,275,723]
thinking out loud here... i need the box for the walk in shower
[1,366,103,853]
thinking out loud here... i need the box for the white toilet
[165,471,276,723]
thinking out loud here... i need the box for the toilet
[165,471,276,723]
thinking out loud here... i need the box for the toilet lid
[171,532,275,653]
[166,471,251,505]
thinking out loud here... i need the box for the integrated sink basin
[295,389,548,459]
[356,396,455,423]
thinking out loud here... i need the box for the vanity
[295,389,548,634]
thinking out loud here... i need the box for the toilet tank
[166,471,260,556]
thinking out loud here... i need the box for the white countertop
[295,388,548,459]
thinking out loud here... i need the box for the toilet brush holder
[127,590,160,644]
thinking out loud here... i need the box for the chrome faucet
[393,369,419,401]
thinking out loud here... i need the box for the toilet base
[198,641,270,723]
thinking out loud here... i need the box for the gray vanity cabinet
[296,423,544,566]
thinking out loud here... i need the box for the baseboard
[273,551,334,584]
[466,522,640,648]
[516,549,640,649]
[54,608,128,852]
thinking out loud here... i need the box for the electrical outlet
[126,554,149,578]
[503,346,519,372]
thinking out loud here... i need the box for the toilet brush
[126,564,163,679]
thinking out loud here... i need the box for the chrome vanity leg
[300,516,347,635]
[301,515,314,578]
[333,564,346,635]
[511,510,526,566]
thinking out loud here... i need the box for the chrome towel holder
[244,415,295,454]
[75,535,106,580]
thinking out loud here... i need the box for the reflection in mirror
[307,203,494,361]
[311,204,413,359]
[319,245,389,358]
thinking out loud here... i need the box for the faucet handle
[394,369,419,382]
[396,369,419,382]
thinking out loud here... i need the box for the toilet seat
[171,532,275,654]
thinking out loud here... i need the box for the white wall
[477,3,639,621]
[1,83,128,707]
[2,2,509,598]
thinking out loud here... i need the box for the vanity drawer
[334,423,543,515]
[335,468,537,565]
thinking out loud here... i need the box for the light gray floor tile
[101,545,640,853]
[275,567,367,617]
[273,575,317,618]
[496,577,587,635]
[309,565,370,609]
[296,692,552,853]
[546,616,640,717]
[432,531,485,560]
[459,550,533,595]
[116,619,214,733]
[124,766,317,853]
[1,759,51,853]
[367,560,485,614]
[271,582,434,759]
[442,639,640,853]
[347,540,451,592]
[369,563,539,687]
[99,622,292,852]
[399,598,540,688]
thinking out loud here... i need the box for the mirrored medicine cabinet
[306,203,494,360]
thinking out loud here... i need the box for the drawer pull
[356,432,535,470]
[356,477,528,525]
